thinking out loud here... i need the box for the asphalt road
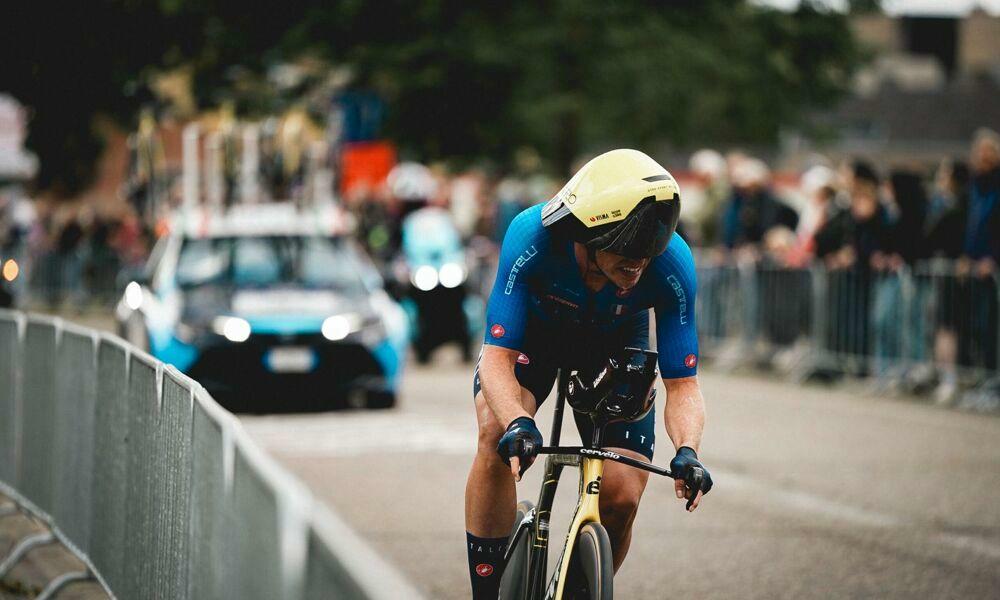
[243,354,1000,599]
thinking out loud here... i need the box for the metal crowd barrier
[695,258,1000,388]
[0,309,424,599]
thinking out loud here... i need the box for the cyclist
[465,149,713,599]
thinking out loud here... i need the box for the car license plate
[265,347,317,373]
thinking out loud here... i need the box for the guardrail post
[159,370,195,599]
[51,327,99,552]
[89,336,130,592]
[808,265,829,375]
[189,386,236,600]
[20,317,59,514]
[994,273,1000,382]
[123,353,161,599]
[0,310,23,488]
[899,266,916,375]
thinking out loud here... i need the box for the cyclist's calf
[466,390,536,538]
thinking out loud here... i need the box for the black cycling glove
[670,446,713,508]
[496,416,543,477]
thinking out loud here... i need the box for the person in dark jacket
[814,161,893,372]
[964,129,1000,269]
[926,160,970,258]
[925,159,971,401]
[870,169,930,379]
[718,158,799,354]
[720,158,798,252]
[886,170,929,264]
[959,129,1000,373]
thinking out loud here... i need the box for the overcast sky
[753,0,1000,15]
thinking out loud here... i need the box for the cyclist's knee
[600,486,642,531]
[474,394,505,458]
[473,387,537,462]
[476,425,504,455]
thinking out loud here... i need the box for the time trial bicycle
[499,354,704,600]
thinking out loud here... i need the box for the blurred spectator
[345,182,394,264]
[924,159,971,401]
[963,128,1000,270]
[814,161,892,371]
[110,212,149,269]
[885,170,929,265]
[926,159,969,258]
[449,169,486,240]
[719,158,798,255]
[492,175,528,243]
[815,162,890,270]
[49,207,85,309]
[956,129,1000,377]
[871,169,929,381]
[388,162,438,219]
[786,165,837,267]
[716,158,799,359]
[688,149,729,247]
[85,211,121,304]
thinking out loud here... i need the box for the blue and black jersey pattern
[484,203,699,380]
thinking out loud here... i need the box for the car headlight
[411,265,438,291]
[124,281,144,310]
[322,313,363,341]
[439,262,466,288]
[212,316,251,342]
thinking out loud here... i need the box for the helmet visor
[593,198,679,259]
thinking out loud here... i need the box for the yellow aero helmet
[541,149,681,259]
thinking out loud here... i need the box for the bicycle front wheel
[563,522,613,600]
[499,500,534,600]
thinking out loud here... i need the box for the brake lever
[685,466,704,511]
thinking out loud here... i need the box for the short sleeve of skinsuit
[483,205,549,351]
[650,234,700,379]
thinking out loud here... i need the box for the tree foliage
[3,0,864,193]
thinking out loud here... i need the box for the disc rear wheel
[499,500,534,600]
[564,522,613,600]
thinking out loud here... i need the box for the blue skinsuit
[474,203,699,459]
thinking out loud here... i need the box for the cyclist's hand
[496,416,543,482]
[670,446,713,512]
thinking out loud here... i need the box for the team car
[116,203,408,411]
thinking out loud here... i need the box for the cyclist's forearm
[663,377,705,452]
[479,346,531,427]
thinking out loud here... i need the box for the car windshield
[175,235,365,293]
